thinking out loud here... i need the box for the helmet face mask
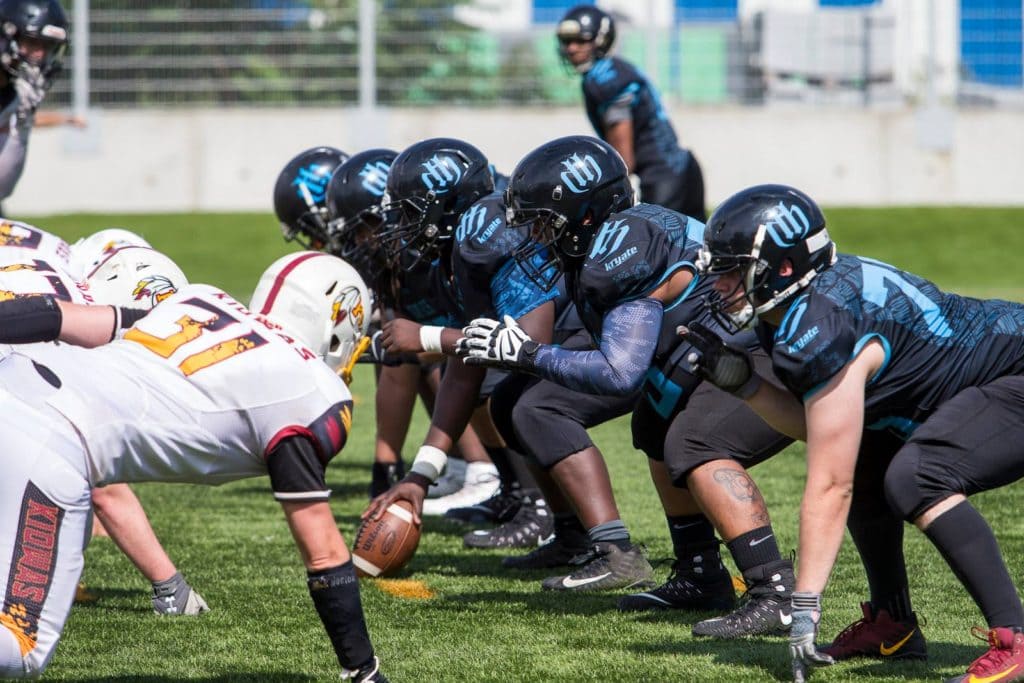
[556,4,615,74]
[379,139,494,272]
[273,146,349,251]
[506,204,567,292]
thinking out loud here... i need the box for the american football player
[556,5,705,220]
[273,146,349,251]
[457,137,797,620]
[0,222,206,618]
[690,184,1024,683]
[67,227,152,281]
[0,251,387,681]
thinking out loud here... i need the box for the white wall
[13,104,1022,216]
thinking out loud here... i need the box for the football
[352,500,421,578]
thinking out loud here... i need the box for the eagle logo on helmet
[331,285,365,330]
[132,275,179,307]
[420,154,463,195]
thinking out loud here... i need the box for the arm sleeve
[266,435,330,502]
[528,297,662,396]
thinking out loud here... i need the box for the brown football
[352,500,421,578]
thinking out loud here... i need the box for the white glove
[14,64,48,120]
[458,315,539,371]
[789,592,834,682]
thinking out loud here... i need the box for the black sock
[485,446,519,491]
[307,560,374,671]
[554,512,586,544]
[666,514,724,574]
[588,519,630,548]
[847,485,913,621]
[726,526,782,574]
[925,500,1024,628]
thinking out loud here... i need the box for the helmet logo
[589,219,630,261]
[132,275,178,307]
[331,285,365,330]
[359,161,390,197]
[560,154,603,194]
[764,202,810,248]
[420,155,463,195]
[292,164,331,203]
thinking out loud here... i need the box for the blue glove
[790,592,834,683]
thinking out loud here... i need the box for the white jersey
[9,284,354,489]
[0,220,74,280]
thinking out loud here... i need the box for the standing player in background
[0,0,85,215]
[556,4,705,221]
[0,221,207,617]
[0,252,387,682]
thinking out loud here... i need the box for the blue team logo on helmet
[292,164,331,203]
[764,202,810,248]
[359,161,390,197]
[560,154,603,194]
[420,155,463,195]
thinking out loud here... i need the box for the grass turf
[21,207,1024,682]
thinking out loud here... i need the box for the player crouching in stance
[0,251,387,682]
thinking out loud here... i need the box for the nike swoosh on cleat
[967,664,1020,683]
[561,572,612,589]
[779,612,793,626]
[879,629,917,656]
[749,534,774,546]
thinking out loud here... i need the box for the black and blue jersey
[394,250,461,328]
[760,254,1024,439]
[582,56,690,179]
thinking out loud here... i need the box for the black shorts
[640,150,706,222]
[645,349,794,487]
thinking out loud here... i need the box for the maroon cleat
[821,602,927,661]
[946,627,1024,683]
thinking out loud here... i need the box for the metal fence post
[72,0,89,119]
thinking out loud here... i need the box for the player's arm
[605,119,636,173]
[0,295,144,348]
[379,313,464,358]
[271,436,379,677]
[796,341,884,594]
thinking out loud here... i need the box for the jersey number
[0,260,72,301]
[125,297,267,376]
[860,259,952,338]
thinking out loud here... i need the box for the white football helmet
[69,228,152,280]
[250,251,371,380]
[86,246,189,310]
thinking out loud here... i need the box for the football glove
[356,330,403,367]
[459,315,540,372]
[678,321,762,399]
[790,592,834,683]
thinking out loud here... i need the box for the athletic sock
[588,519,630,549]
[726,526,782,574]
[666,514,724,575]
[924,499,1024,628]
[485,446,520,492]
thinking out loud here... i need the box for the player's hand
[789,592,834,683]
[678,321,761,398]
[14,64,48,119]
[362,475,429,526]
[460,315,539,371]
[356,330,403,366]
[380,318,423,354]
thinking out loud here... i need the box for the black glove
[678,321,762,399]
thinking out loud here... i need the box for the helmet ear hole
[329,335,341,352]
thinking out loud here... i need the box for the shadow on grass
[61,675,314,683]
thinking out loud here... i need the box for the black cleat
[691,559,794,639]
[617,560,736,612]
[464,498,554,549]
[368,461,404,499]
[502,528,588,570]
[446,487,523,525]
[341,655,388,682]
[541,542,656,593]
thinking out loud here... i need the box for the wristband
[418,325,444,354]
[791,592,822,611]
[409,445,448,482]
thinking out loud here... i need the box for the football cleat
[426,458,467,499]
[821,602,927,661]
[445,486,523,525]
[541,542,656,593]
[341,655,389,683]
[946,627,1024,683]
[502,527,588,570]
[369,460,405,499]
[617,559,736,612]
[422,462,499,516]
[692,559,793,638]
[463,497,554,549]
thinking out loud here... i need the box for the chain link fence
[44,1,1024,109]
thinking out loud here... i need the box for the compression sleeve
[529,297,662,396]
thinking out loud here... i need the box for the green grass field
[23,207,1024,682]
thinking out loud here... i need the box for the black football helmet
[0,0,68,81]
[379,137,494,271]
[556,5,615,74]
[507,135,633,291]
[273,146,349,250]
[700,184,836,331]
[324,148,397,283]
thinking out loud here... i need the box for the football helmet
[69,228,152,281]
[379,138,494,271]
[325,148,397,282]
[0,0,67,81]
[556,5,615,74]
[507,135,633,290]
[273,146,350,251]
[249,251,371,381]
[700,184,836,331]
[86,246,188,310]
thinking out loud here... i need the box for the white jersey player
[0,252,386,682]
[0,219,75,288]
